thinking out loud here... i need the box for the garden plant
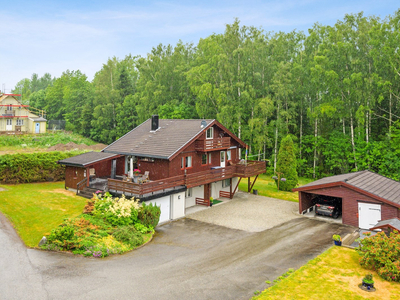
[42,192,161,258]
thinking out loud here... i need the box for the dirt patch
[0,187,7,192]
[41,189,79,197]
[47,142,106,152]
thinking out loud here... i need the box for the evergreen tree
[275,135,298,191]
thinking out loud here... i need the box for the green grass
[239,174,314,202]
[0,182,86,247]
[0,131,97,149]
[253,246,400,300]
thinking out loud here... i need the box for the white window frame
[185,156,192,168]
[186,188,192,198]
[7,105,12,111]
[201,153,208,165]
[6,119,12,125]
[206,127,213,139]
[227,150,231,161]
[16,119,24,126]
[222,178,230,188]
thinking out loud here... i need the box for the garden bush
[112,226,144,247]
[137,203,161,228]
[357,230,400,282]
[0,151,84,183]
[275,135,298,191]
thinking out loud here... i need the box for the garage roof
[58,152,120,167]
[293,170,400,205]
[370,218,400,232]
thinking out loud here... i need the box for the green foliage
[112,226,144,247]
[137,203,161,228]
[275,135,298,191]
[134,222,153,234]
[0,151,84,183]
[357,231,400,282]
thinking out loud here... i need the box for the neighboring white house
[0,94,47,134]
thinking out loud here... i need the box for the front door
[6,119,12,131]
[358,202,381,229]
[35,123,40,133]
[220,151,226,168]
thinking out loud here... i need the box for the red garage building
[293,170,400,229]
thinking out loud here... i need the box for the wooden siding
[139,158,170,181]
[65,166,86,190]
[195,137,230,152]
[299,185,400,227]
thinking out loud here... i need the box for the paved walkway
[187,191,300,232]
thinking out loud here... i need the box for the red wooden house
[59,116,265,223]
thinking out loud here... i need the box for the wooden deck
[106,160,266,197]
[194,137,230,152]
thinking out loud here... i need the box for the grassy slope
[0,182,86,247]
[254,246,400,300]
[238,173,314,202]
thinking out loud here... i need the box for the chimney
[151,115,159,131]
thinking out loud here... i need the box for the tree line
[11,10,400,180]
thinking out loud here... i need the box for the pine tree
[275,135,298,191]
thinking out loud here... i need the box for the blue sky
[1,0,399,92]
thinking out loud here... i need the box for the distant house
[0,94,47,134]
[59,116,266,223]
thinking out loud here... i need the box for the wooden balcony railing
[108,174,185,197]
[186,166,235,188]
[194,137,230,152]
[107,161,265,197]
[195,197,210,206]
[234,160,266,178]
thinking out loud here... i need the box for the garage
[293,170,400,229]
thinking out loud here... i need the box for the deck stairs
[78,187,99,199]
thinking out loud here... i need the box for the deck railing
[107,160,265,197]
[194,137,230,152]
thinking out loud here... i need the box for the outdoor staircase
[78,187,99,199]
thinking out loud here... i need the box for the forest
[11,10,400,180]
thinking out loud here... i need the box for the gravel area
[187,191,300,232]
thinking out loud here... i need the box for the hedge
[0,151,85,184]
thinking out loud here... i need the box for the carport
[293,170,400,229]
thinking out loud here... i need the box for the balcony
[195,137,230,152]
[2,110,15,117]
[105,160,265,197]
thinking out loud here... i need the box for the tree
[275,135,298,191]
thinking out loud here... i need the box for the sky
[1,0,399,92]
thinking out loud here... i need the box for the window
[181,156,192,169]
[206,127,213,139]
[6,119,12,125]
[222,178,230,188]
[186,188,192,198]
[185,156,192,168]
[201,154,208,165]
[227,150,231,161]
[7,105,12,111]
[16,119,24,126]
[209,153,212,164]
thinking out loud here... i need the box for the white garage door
[358,202,381,229]
[148,196,171,224]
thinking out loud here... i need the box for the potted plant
[332,234,342,246]
[362,274,374,290]
[210,197,214,207]
[133,169,141,175]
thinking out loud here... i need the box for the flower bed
[42,192,160,258]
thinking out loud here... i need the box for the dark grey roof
[29,117,47,122]
[103,119,214,159]
[58,152,119,167]
[371,218,400,231]
[296,170,400,205]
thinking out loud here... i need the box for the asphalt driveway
[0,196,356,300]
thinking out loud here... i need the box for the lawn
[0,182,86,247]
[239,173,314,202]
[253,246,400,300]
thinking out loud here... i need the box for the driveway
[0,197,355,300]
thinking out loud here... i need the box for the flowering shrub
[357,230,400,282]
[93,192,140,226]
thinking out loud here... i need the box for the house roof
[293,170,400,206]
[29,117,47,122]
[58,152,120,167]
[370,218,400,232]
[0,94,23,104]
[103,118,246,160]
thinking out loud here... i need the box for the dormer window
[206,127,213,139]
